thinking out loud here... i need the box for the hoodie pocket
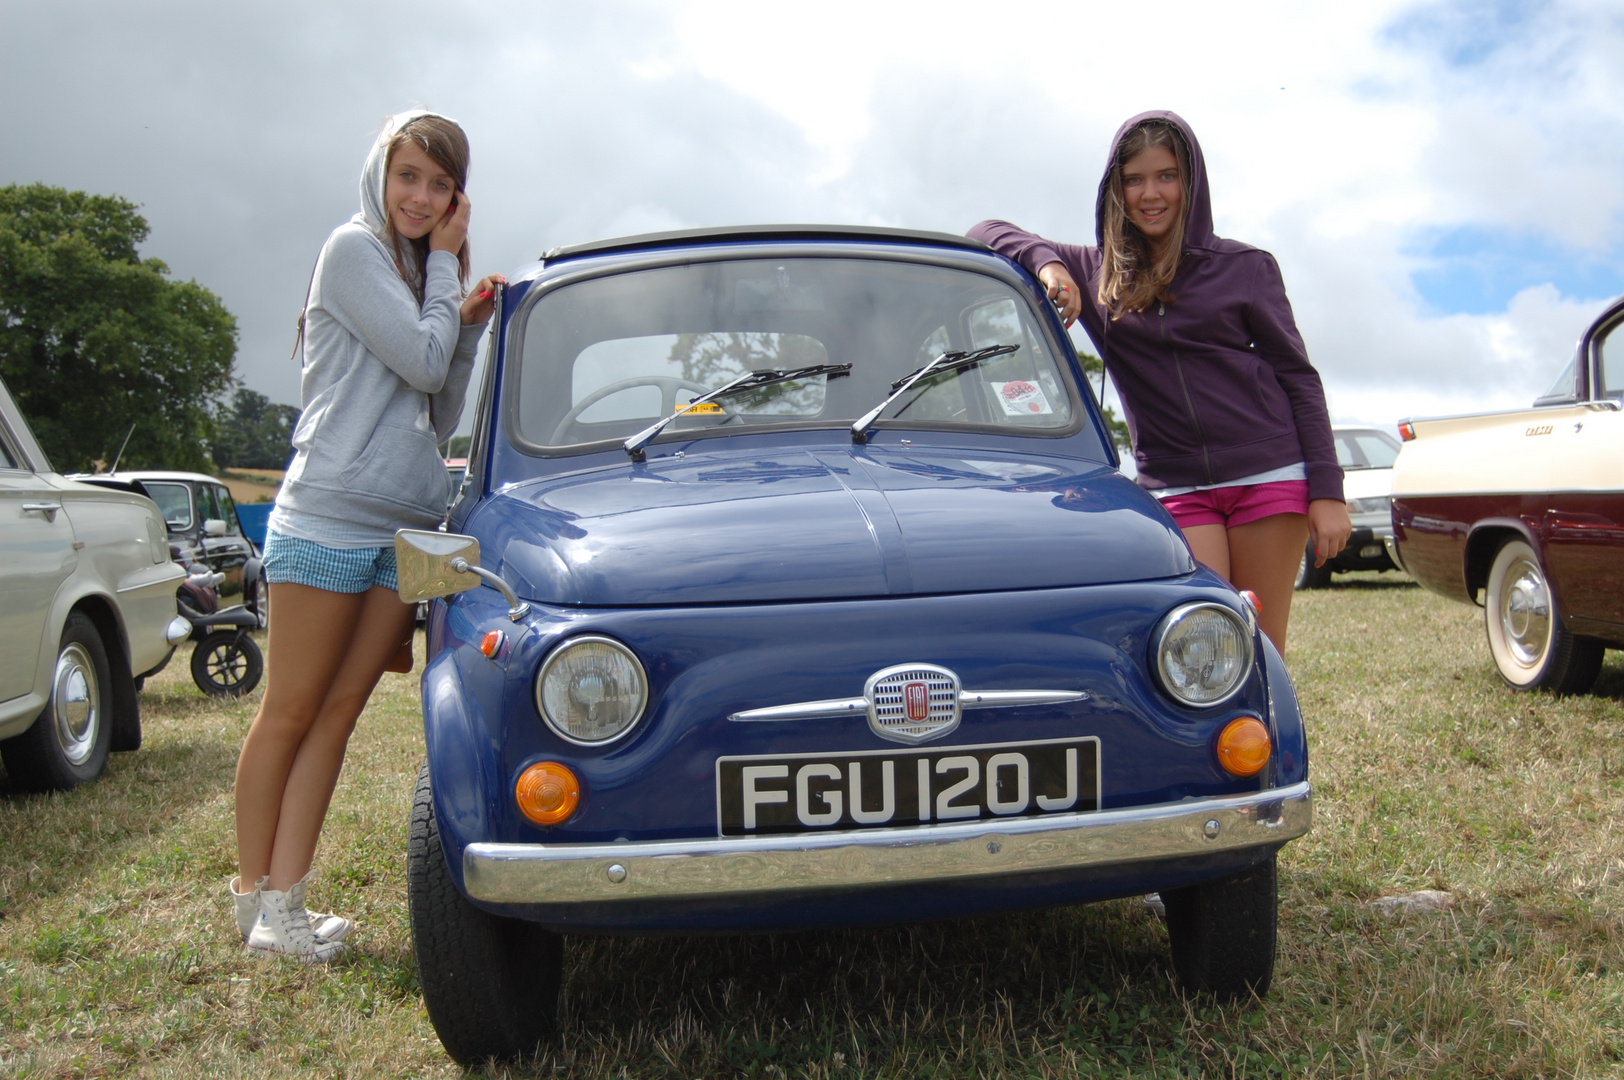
[340,423,449,510]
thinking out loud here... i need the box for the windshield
[144,481,193,529]
[513,258,1081,452]
[1332,429,1400,470]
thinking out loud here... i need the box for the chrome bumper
[462,781,1312,905]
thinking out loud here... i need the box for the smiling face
[384,141,456,240]
[1120,145,1183,252]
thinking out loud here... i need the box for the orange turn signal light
[1215,717,1271,777]
[515,761,581,826]
[1397,421,1416,442]
[1239,589,1262,614]
[480,630,503,658]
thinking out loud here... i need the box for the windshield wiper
[624,363,852,462]
[850,344,1018,444]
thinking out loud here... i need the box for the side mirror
[204,518,227,536]
[394,529,530,621]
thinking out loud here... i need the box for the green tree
[210,388,300,470]
[0,184,237,473]
[1078,349,1132,455]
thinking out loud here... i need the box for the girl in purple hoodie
[971,110,1349,651]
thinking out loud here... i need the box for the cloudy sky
[4,0,1622,435]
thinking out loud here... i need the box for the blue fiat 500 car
[396,226,1312,1064]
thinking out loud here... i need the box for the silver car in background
[1295,425,1403,589]
[0,377,188,791]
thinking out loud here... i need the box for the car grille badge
[865,664,961,744]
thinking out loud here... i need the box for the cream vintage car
[1390,294,1623,693]
[0,377,189,790]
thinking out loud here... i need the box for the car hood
[479,445,1191,606]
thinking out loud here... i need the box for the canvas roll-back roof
[541,224,991,264]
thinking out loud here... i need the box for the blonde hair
[382,115,472,301]
[1096,120,1192,318]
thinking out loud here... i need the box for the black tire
[1163,854,1277,999]
[1484,538,1604,694]
[1293,543,1333,590]
[408,763,561,1065]
[1,612,114,792]
[190,631,264,697]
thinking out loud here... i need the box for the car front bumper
[462,780,1311,905]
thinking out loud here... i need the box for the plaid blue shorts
[262,530,399,594]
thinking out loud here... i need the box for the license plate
[716,736,1099,837]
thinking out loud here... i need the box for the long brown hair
[1097,120,1191,318]
[383,115,472,301]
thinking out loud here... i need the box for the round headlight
[535,635,648,746]
[1152,602,1254,707]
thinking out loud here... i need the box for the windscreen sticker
[991,380,1053,416]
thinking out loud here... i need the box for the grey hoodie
[274,110,483,538]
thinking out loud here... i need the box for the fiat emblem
[865,664,962,744]
[904,682,929,721]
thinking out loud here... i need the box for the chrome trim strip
[961,690,1087,709]
[461,781,1311,905]
[729,688,1086,723]
[729,697,867,722]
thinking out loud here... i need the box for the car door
[1543,310,1624,633]
[0,427,77,705]
[200,482,250,598]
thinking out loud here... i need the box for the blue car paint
[469,445,1188,606]
[424,231,1308,935]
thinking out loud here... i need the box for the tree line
[0,183,299,473]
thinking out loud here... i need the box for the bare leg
[1180,523,1232,580]
[1226,513,1310,653]
[264,586,414,890]
[236,584,363,886]
[235,584,414,890]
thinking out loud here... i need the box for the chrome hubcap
[52,643,99,766]
[1499,557,1550,666]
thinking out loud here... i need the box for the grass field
[2,574,1621,1078]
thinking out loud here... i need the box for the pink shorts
[1157,479,1309,529]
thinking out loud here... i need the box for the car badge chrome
[866,664,961,744]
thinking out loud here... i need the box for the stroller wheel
[191,631,264,697]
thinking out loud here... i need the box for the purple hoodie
[970,110,1343,504]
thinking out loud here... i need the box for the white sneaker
[289,871,353,944]
[229,874,351,944]
[245,886,345,964]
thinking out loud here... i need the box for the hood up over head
[354,109,456,237]
[1093,110,1215,254]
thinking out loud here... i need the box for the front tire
[1484,538,1603,694]
[1,612,114,792]
[1163,854,1277,999]
[408,763,561,1065]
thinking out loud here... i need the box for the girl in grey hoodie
[231,111,503,962]
[972,110,1350,652]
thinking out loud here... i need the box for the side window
[196,483,222,524]
[0,432,18,470]
[214,485,244,535]
[1598,321,1621,401]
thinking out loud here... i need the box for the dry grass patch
[1,580,1621,1078]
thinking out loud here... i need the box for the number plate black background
[717,737,1099,836]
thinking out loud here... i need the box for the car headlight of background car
[1152,602,1254,708]
[535,635,649,745]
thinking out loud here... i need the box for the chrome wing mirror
[394,529,531,621]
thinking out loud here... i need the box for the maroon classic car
[1389,294,1623,694]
